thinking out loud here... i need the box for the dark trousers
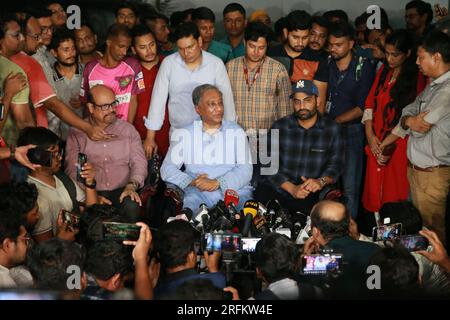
[255,182,320,217]
[98,187,141,223]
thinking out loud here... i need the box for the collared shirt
[144,51,236,130]
[161,120,253,192]
[226,56,292,131]
[268,278,300,300]
[208,40,234,64]
[263,114,344,189]
[80,56,145,121]
[392,70,450,167]
[0,55,30,146]
[65,119,148,191]
[27,175,85,236]
[327,55,375,119]
[220,37,245,58]
[49,62,84,140]
[267,44,329,83]
[32,46,57,92]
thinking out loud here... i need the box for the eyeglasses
[41,26,53,34]
[6,31,24,40]
[93,100,119,111]
[26,32,42,41]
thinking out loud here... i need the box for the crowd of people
[0,0,450,300]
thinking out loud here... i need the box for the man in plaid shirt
[256,80,344,215]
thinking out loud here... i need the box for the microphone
[224,189,240,221]
[194,203,209,223]
[241,200,258,237]
[253,212,270,236]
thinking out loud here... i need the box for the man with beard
[131,24,170,158]
[255,80,344,216]
[308,16,329,58]
[74,23,103,66]
[49,29,84,140]
[268,10,329,114]
[405,0,434,38]
[65,84,147,223]
[326,22,375,218]
[80,24,145,124]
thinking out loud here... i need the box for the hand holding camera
[122,222,153,262]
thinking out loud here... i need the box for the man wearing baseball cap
[256,80,345,216]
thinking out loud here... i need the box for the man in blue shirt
[161,84,253,214]
[326,22,375,218]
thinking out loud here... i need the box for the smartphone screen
[62,210,80,229]
[399,234,429,252]
[76,153,87,183]
[372,223,402,242]
[302,254,343,275]
[241,237,261,253]
[102,222,141,241]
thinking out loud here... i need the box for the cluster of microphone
[165,188,311,242]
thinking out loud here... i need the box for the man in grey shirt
[383,31,450,244]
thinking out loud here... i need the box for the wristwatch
[85,179,97,189]
[319,177,327,188]
[9,144,15,161]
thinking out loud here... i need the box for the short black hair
[379,202,422,235]
[192,7,216,23]
[310,201,350,240]
[106,23,132,40]
[369,245,421,298]
[406,0,433,25]
[355,12,370,27]
[244,21,271,43]
[49,27,75,51]
[0,199,23,244]
[274,16,287,37]
[0,182,38,227]
[155,220,197,269]
[254,233,300,283]
[115,1,138,17]
[173,279,232,300]
[328,22,355,40]
[419,30,450,63]
[85,240,133,281]
[312,15,329,30]
[17,127,60,151]
[223,3,246,18]
[77,21,96,35]
[26,7,53,19]
[284,10,312,32]
[0,13,19,40]
[169,11,185,29]
[172,22,200,42]
[323,10,349,23]
[131,24,156,46]
[27,238,86,290]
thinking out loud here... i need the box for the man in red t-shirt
[131,24,170,159]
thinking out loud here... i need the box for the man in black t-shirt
[268,10,329,113]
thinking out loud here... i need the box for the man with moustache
[256,80,344,216]
[308,16,329,58]
[49,28,84,140]
[80,24,145,124]
[65,85,147,222]
[74,23,103,67]
[131,24,170,158]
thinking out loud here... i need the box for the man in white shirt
[143,22,236,157]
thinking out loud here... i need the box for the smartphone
[241,237,261,253]
[102,222,141,241]
[203,233,241,252]
[27,147,52,167]
[76,153,87,183]
[372,223,402,242]
[62,210,80,229]
[399,234,429,252]
[301,254,343,275]
[0,103,4,121]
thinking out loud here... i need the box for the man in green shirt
[220,3,246,58]
[192,7,234,64]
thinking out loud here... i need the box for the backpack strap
[55,171,81,214]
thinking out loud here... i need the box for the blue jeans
[342,123,364,218]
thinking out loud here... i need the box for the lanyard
[243,59,264,92]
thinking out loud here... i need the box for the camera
[202,232,241,252]
[62,210,81,229]
[372,223,402,242]
[398,234,429,252]
[241,237,261,253]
